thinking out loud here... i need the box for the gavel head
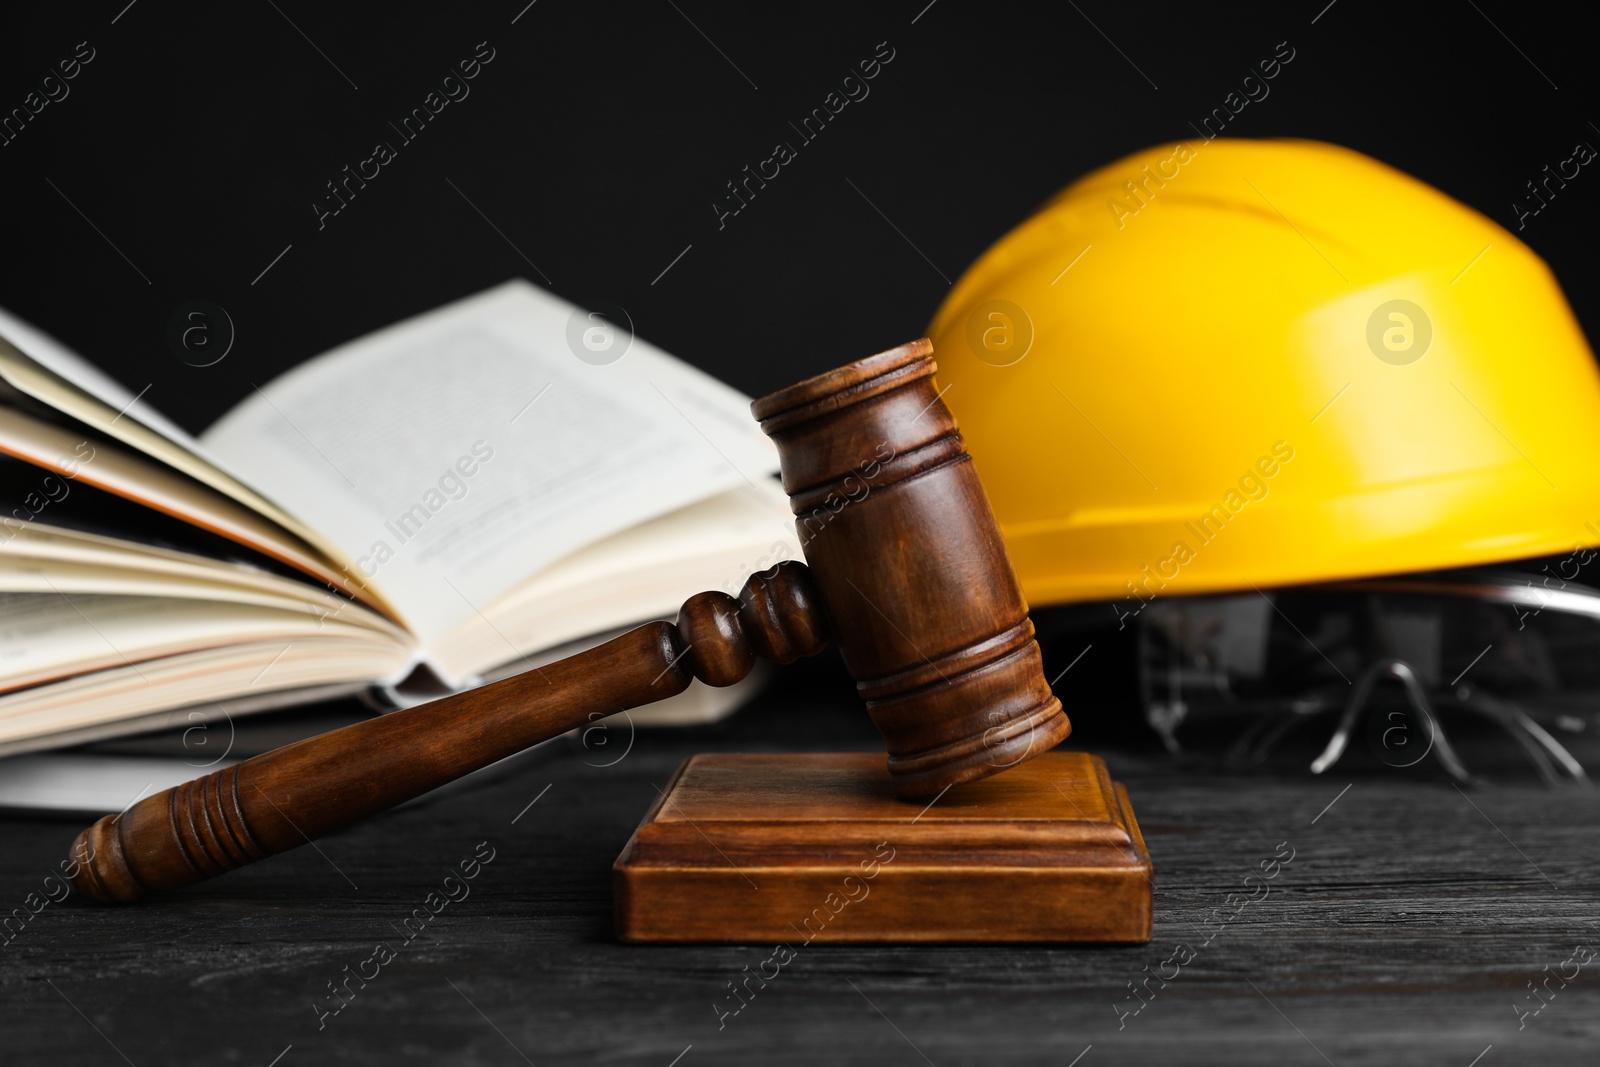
[752,338,1071,797]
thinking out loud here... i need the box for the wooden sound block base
[613,752,1151,943]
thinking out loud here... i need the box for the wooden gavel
[69,339,1071,903]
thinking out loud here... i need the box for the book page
[200,280,779,650]
[0,523,397,639]
[427,483,799,679]
[0,592,406,694]
[0,334,353,575]
[0,638,407,750]
[0,685,369,762]
[0,554,369,620]
[0,406,392,613]
[0,305,193,448]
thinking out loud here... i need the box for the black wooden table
[2,665,1596,1067]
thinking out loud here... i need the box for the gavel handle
[71,625,680,902]
[70,562,828,903]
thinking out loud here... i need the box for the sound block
[613,752,1151,943]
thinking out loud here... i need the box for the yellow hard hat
[928,138,1600,609]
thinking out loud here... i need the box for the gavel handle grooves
[73,624,710,903]
[73,561,826,903]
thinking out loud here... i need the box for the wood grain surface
[2,673,1596,1066]
[614,752,1151,943]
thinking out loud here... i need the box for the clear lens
[1137,577,1600,752]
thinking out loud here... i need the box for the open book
[0,280,798,757]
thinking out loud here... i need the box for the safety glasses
[1135,573,1597,784]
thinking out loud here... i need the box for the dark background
[2,0,1596,435]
